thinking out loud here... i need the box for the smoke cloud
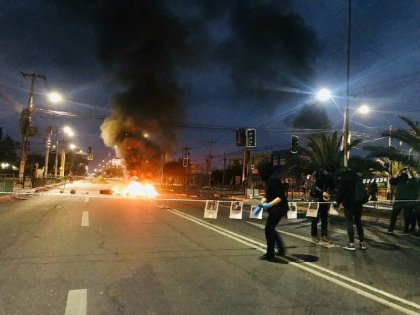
[43,0,326,178]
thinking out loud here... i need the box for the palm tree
[386,116,419,154]
[364,116,419,171]
[306,132,342,171]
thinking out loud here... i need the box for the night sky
[0,0,418,171]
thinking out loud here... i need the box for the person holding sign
[257,160,289,261]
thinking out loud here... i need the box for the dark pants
[390,203,416,232]
[344,204,364,243]
[265,207,287,257]
[311,202,329,237]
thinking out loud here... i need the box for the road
[0,180,419,315]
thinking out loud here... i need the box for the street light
[358,104,370,115]
[316,88,332,102]
[317,88,351,166]
[47,91,63,104]
[59,126,74,177]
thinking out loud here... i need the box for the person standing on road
[387,169,418,234]
[334,167,367,251]
[257,160,289,261]
[310,168,335,243]
[369,180,378,201]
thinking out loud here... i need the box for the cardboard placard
[306,202,319,218]
[328,203,339,216]
[287,202,298,219]
[229,201,243,219]
[204,200,219,219]
[250,205,263,219]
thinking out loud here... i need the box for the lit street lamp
[59,126,74,178]
[47,91,63,104]
[317,88,351,166]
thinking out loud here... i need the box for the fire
[113,181,158,198]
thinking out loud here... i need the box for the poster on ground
[204,200,219,219]
[229,201,243,219]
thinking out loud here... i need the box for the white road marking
[165,207,420,315]
[64,289,87,315]
[247,221,339,248]
[84,197,89,203]
[81,211,89,227]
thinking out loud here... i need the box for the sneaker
[359,242,367,250]
[259,254,275,261]
[320,236,332,244]
[311,236,320,243]
[343,243,356,251]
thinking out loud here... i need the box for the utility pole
[343,0,352,167]
[54,138,59,177]
[182,147,191,188]
[206,139,216,186]
[43,126,53,177]
[18,72,46,185]
[221,153,227,189]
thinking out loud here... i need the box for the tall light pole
[60,126,74,177]
[18,72,46,185]
[343,0,353,167]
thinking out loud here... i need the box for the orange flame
[113,181,158,198]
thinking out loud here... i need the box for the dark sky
[0,0,418,170]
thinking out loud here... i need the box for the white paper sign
[328,203,339,216]
[306,202,319,218]
[287,202,298,219]
[250,205,263,219]
[204,200,219,219]
[229,201,243,219]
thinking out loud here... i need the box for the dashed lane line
[81,211,89,227]
[64,289,87,315]
[163,206,420,315]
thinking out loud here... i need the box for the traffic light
[246,128,256,147]
[291,135,298,153]
[236,128,246,146]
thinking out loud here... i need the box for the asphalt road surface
[0,181,419,315]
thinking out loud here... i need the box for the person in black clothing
[257,160,289,261]
[334,167,367,251]
[369,180,378,201]
[310,168,335,243]
[387,170,418,234]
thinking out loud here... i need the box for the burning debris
[112,180,158,198]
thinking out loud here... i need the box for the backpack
[354,179,369,204]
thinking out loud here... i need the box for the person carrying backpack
[334,167,368,251]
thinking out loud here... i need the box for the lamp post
[59,126,74,177]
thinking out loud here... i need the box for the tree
[0,133,19,167]
[364,116,419,171]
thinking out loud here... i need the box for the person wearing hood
[256,160,289,261]
[334,167,367,251]
[387,169,418,234]
[310,167,335,243]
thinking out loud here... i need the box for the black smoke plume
[42,0,326,178]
